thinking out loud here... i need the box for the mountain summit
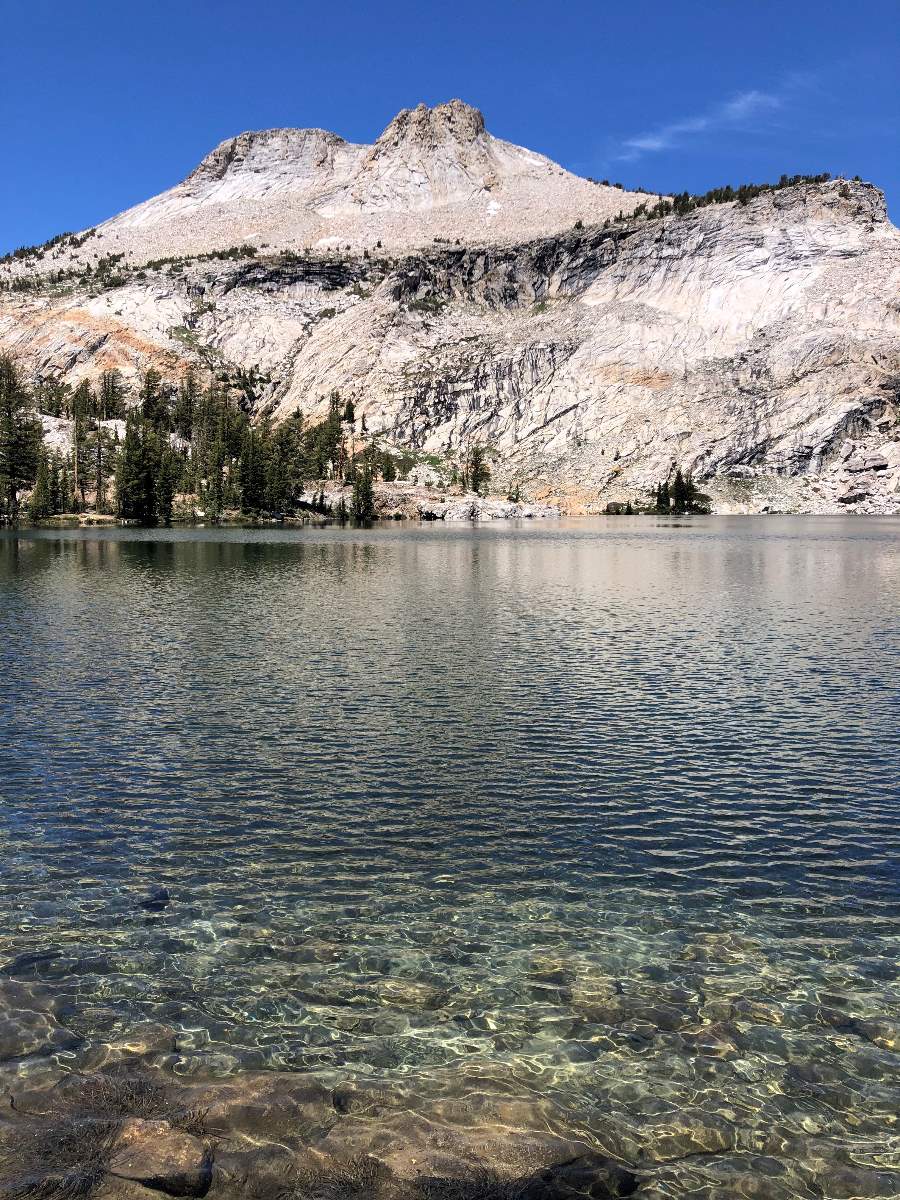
[53,101,654,263]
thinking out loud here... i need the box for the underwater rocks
[518,1154,639,1198]
[4,1059,900,1199]
[0,1069,645,1200]
[1,918,898,1198]
[0,1007,79,1062]
[107,1118,212,1194]
[634,1111,737,1163]
[138,886,171,913]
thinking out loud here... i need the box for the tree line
[0,356,416,525]
[598,172,841,228]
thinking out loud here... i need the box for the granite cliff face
[2,102,899,513]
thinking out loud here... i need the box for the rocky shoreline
[298,482,561,522]
[11,467,900,531]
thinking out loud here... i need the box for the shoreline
[9,506,900,531]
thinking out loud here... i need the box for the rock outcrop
[2,102,899,513]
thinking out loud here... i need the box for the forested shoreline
[0,355,427,525]
[1,354,713,525]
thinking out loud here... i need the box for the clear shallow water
[1,518,899,1196]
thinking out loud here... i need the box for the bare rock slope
[7,100,653,266]
[2,101,899,513]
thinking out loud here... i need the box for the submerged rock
[512,1154,639,1199]
[638,1110,737,1163]
[340,1151,642,1200]
[139,885,171,912]
[107,1118,212,1194]
[0,1009,80,1062]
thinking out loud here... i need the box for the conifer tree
[94,370,125,512]
[28,449,52,519]
[116,413,157,523]
[671,468,688,514]
[265,419,301,512]
[0,355,43,519]
[57,456,74,514]
[174,370,199,441]
[139,368,168,430]
[466,444,490,495]
[206,437,227,519]
[155,436,180,524]
[351,459,375,522]
[115,415,180,525]
[239,425,269,512]
[99,369,126,420]
[47,453,62,514]
[71,380,93,508]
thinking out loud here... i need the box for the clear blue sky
[3,0,898,253]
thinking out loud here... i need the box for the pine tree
[94,370,125,513]
[93,424,119,514]
[351,460,375,522]
[466,444,490,495]
[71,380,93,508]
[116,414,181,526]
[206,438,227,520]
[28,450,52,520]
[239,425,269,512]
[58,457,74,514]
[671,468,689,514]
[265,418,303,512]
[116,414,156,524]
[0,356,43,520]
[139,368,168,430]
[155,437,180,525]
[48,452,64,514]
[99,369,126,420]
[174,370,199,441]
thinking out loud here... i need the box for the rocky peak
[345,100,521,214]
[373,100,487,153]
[185,127,355,187]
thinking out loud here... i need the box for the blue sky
[3,0,898,253]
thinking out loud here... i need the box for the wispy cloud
[616,88,784,163]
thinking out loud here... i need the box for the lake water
[1,518,899,1197]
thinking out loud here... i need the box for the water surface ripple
[1,518,899,1196]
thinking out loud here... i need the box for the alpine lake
[0,516,898,1199]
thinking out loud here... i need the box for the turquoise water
[0,518,898,1195]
